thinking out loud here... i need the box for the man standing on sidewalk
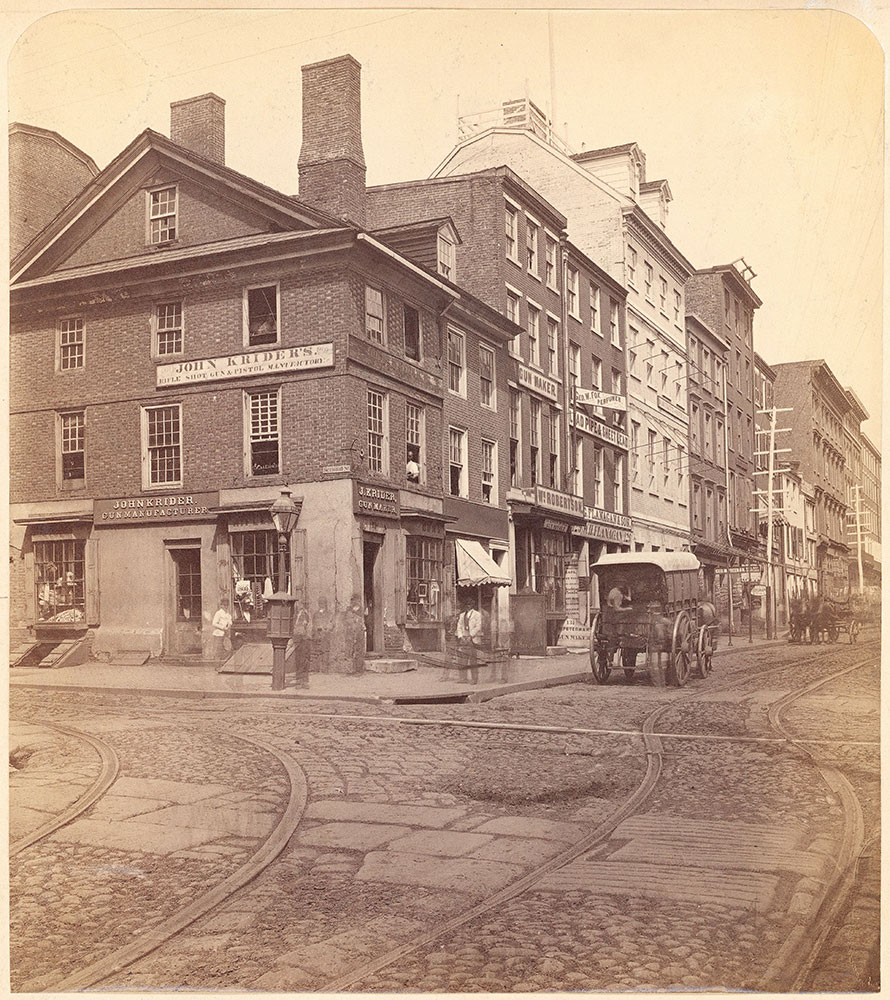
[210,599,233,666]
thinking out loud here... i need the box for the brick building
[366,168,630,650]
[858,432,881,591]
[9,56,520,669]
[430,103,692,557]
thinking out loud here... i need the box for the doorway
[169,546,203,655]
[362,537,381,653]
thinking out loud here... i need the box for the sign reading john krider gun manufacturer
[156,344,334,387]
[95,492,219,524]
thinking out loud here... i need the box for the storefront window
[230,530,288,622]
[538,529,567,613]
[407,536,442,622]
[36,539,85,623]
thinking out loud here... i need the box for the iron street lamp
[267,489,299,691]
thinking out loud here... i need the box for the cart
[589,552,718,687]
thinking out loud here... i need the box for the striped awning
[455,538,512,587]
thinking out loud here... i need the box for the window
[482,439,497,503]
[611,368,623,395]
[365,286,385,345]
[526,220,539,273]
[690,402,700,453]
[644,262,654,299]
[591,356,603,390]
[627,248,637,285]
[628,347,638,380]
[530,399,541,485]
[548,408,560,487]
[505,202,519,261]
[704,410,713,460]
[571,436,583,496]
[246,389,280,477]
[663,437,671,483]
[610,302,620,346]
[660,350,669,394]
[404,305,420,361]
[449,427,467,496]
[155,302,183,356]
[406,403,424,483]
[648,429,657,480]
[509,388,522,485]
[676,445,685,491]
[479,344,496,408]
[675,360,683,402]
[589,283,601,334]
[693,482,702,530]
[569,343,581,391]
[148,185,177,244]
[659,277,668,312]
[59,318,84,371]
[613,452,624,513]
[567,266,579,317]
[593,445,604,507]
[407,536,442,622]
[231,530,290,623]
[716,419,725,465]
[706,487,715,539]
[631,420,640,482]
[35,538,85,624]
[673,290,681,322]
[547,317,559,375]
[447,328,465,395]
[245,285,279,346]
[735,350,742,389]
[645,339,655,387]
[724,288,732,323]
[545,236,558,288]
[702,348,711,390]
[142,404,182,488]
[527,305,540,367]
[367,389,388,474]
[437,233,455,279]
[60,411,85,481]
[506,288,521,326]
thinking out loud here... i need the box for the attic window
[148,186,177,245]
[437,232,455,280]
[245,285,279,346]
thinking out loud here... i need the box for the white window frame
[153,300,184,358]
[58,409,85,484]
[627,247,637,286]
[593,445,604,508]
[526,217,539,275]
[505,200,520,263]
[530,398,541,483]
[481,438,497,504]
[141,403,183,490]
[548,408,560,487]
[644,262,654,301]
[146,184,178,245]
[58,317,85,372]
[673,289,682,323]
[509,387,522,485]
[406,402,425,484]
[591,356,603,391]
[367,388,389,474]
[566,265,580,319]
[479,343,496,410]
[609,301,621,347]
[589,283,601,335]
[568,342,581,391]
[572,436,583,496]
[527,302,541,368]
[448,426,468,498]
[243,282,281,348]
[546,315,559,376]
[613,452,624,513]
[244,387,282,479]
[365,285,386,346]
[544,232,559,290]
[437,232,455,280]
[659,276,668,313]
[447,327,466,397]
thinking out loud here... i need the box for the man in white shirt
[210,598,233,665]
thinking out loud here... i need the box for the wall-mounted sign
[575,389,627,411]
[95,492,218,525]
[157,343,334,388]
[518,364,559,401]
[572,407,629,450]
[353,481,400,519]
[572,521,633,544]
[583,505,633,530]
[533,485,585,518]
[543,519,570,532]
[323,464,352,475]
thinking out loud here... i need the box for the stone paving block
[85,795,173,822]
[277,942,359,975]
[110,776,234,803]
[134,802,277,838]
[472,816,584,842]
[48,818,224,855]
[355,850,522,895]
[469,835,565,867]
[304,800,467,828]
[385,829,494,857]
[296,822,410,851]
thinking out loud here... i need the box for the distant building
[858,432,881,590]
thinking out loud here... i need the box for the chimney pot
[170,93,225,165]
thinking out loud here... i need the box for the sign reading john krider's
[157,344,334,387]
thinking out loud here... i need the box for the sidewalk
[9,633,787,705]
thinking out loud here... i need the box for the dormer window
[437,232,455,280]
[148,185,177,245]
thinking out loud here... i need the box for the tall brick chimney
[298,55,366,226]
[170,94,225,165]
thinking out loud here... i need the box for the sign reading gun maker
[96,492,219,525]
[353,481,400,519]
[156,343,334,387]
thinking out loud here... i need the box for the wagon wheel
[669,612,692,687]
[589,612,612,685]
[696,625,714,678]
[849,618,859,644]
[827,623,839,644]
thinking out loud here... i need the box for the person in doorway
[456,601,484,675]
[289,600,312,687]
[210,598,233,666]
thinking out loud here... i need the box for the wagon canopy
[591,551,700,573]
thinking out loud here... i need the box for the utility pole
[753,406,792,639]
[846,484,866,595]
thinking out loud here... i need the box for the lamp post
[267,489,299,691]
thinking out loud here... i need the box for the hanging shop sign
[353,482,400,519]
[156,343,334,388]
[95,492,218,525]
[575,389,628,411]
[518,364,559,401]
[543,519,570,532]
[533,485,585,518]
[572,407,629,449]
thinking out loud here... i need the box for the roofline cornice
[623,206,695,280]
[10,122,99,175]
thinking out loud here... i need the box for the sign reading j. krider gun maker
[156,344,334,387]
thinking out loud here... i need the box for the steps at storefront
[11,637,86,669]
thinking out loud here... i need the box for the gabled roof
[372,216,462,245]
[11,128,344,284]
[572,141,645,168]
[9,122,99,175]
[640,178,673,202]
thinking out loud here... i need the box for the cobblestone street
[9,634,880,993]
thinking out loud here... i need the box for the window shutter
[394,531,407,623]
[85,535,99,625]
[290,528,306,605]
[23,547,36,623]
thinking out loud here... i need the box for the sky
[6,7,883,443]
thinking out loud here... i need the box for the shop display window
[538,529,567,614]
[231,530,288,623]
[36,539,85,623]
[407,536,442,622]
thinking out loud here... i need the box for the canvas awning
[454,538,512,587]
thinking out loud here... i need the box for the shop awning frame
[455,538,512,587]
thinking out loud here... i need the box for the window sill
[447,388,467,399]
[546,284,560,295]
[245,339,282,350]
[58,478,86,493]
[142,483,184,492]
[147,239,182,252]
[568,311,582,324]
[507,255,523,269]
[154,353,185,364]
[527,270,542,282]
